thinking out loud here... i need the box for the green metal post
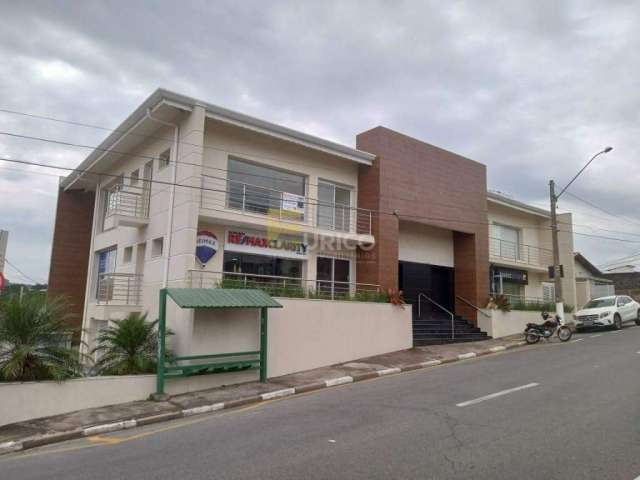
[156,288,167,396]
[259,307,268,383]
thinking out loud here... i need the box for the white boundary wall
[0,300,412,426]
[478,309,541,338]
[268,298,412,377]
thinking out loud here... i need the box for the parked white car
[574,295,640,330]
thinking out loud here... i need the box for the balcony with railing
[96,273,142,306]
[103,183,150,229]
[199,175,373,238]
[489,237,553,270]
[187,270,383,301]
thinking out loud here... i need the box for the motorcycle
[524,311,573,344]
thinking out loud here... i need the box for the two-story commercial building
[487,192,577,309]
[47,89,577,351]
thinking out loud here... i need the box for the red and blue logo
[195,231,218,266]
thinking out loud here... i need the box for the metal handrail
[187,269,380,299]
[96,273,142,305]
[199,174,374,235]
[489,237,553,267]
[456,295,491,318]
[417,292,455,340]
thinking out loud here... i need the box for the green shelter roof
[165,288,283,309]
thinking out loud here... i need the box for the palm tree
[91,313,169,375]
[0,295,83,381]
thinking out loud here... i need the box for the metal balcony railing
[104,183,150,221]
[199,175,373,236]
[187,270,381,300]
[489,237,553,268]
[96,273,142,305]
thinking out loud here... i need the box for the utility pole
[549,146,613,324]
[549,180,564,322]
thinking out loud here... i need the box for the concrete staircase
[413,314,490,346]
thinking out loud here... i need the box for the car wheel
[636,309,640,326]
[614,313,623,330]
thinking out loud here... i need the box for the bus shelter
[156,288,282,397]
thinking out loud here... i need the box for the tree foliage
[91,313,169,375]
[0,295,83,381]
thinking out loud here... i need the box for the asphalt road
[3,326,640,480]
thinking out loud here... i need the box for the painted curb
[260,388,295,401]
[182,403,224,416]
[294,382,326,394]
[21,429,84,450]
[457,352,477,360]
[0,441,22,454]
[135,411,182,427]
[325,376,353,387]
[1,339,529,456]
[350,371,380,382]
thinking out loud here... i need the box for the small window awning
[165,288,283,309]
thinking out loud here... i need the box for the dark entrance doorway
[399,261,454,319]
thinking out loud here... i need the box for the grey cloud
[1,0,639,281]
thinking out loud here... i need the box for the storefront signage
[492,266,528,285]
[226,230,308,258]
[196,230,219,265]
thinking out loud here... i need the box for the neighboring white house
[487,191,577,309]
[574,252,615,308]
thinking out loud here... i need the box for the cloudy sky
[1,0,639,283]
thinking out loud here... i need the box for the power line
[5,155,640,247]
[0,120,359,191]
[6,123,640,239]
[5,107,640,236]
[563,190,640,230]
[4,258,41,284]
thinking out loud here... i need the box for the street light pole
[549,146,613,323]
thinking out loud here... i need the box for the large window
[317,181,352,232]
[316,257,351,297]
[95,247,117,300]
[227,158,306,221]
[223,252,302,280]
[491,223,521,260]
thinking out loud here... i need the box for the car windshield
[584,298,616,308]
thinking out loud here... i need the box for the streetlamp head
[604,146,613,153]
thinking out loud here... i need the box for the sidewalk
[0,334,526,453]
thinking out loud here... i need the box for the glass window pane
[227,159,305,220]
[317,183,334,229]
[334,187,351,232]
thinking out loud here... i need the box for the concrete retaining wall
[268,298,412,377]
[0,299,411,426]
[478,309,541,338]
[0,372,255,427]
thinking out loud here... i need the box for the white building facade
[63,91,376,354]
[487,192,577,309]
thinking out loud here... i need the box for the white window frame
[317,180,354,233]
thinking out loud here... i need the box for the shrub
[91,313,171,375]
[0,295,83,381]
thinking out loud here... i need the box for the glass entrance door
[316,257,350,298]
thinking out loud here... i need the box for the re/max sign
[227,231,308,255]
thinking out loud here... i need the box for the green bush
[91,313,171,375]
[0,295,83,382]
[216,278,388,303]
[510,300,573,313]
